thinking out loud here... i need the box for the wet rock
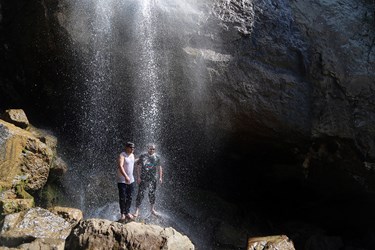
[49,156,68,180]
[49,206,83,226]
[2,109,29,129]
[247,235,295,250]
[0,207,72,248]
[65,219,195,250]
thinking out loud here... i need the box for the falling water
[133,0,163,146]
[62,0,214,247]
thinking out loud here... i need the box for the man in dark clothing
[133,143,163,217]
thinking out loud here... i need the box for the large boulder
[0,119,53,192]
[65,219,195,250]
[0,207,72,248]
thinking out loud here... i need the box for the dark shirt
[139,153,161,181]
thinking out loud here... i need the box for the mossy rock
[37,183,65,209]
[0,179,35,215]
[0,198,34,215]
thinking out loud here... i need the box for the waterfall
[133,0,163,146]
[62,0,212,246]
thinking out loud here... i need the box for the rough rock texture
[65,219,195,250]
[48,206,83,226]
[0,207,71,248]
[247,235,295,250]
[0,113,67,215]
[49,157,68,181]
[1,109,29,129]
[0,119,53,192]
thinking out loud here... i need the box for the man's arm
[158,165,163,184]
[118,155,130,182]
[136,160,142,184]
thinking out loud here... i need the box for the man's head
[147,143,156,155]
[125,142,135,153]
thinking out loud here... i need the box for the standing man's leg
[149,179,158,215]
[124,183,134,219]
[118,183,126,220]
[134,180,146,217]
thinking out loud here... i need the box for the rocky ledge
[0,206,195,249]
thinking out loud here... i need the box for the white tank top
[117,152,135,184]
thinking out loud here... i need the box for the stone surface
[65,219,195,250]
[2,109,29,129]
[247,235,295,250]
[28,125,58,153]
[0,207,72,248]
[0,119,53,192]
[1,238,65,250]
[48,206,83,226]
[49,156,68,180]
[0,198,34,215]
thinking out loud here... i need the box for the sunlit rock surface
[48,206,83,226]
[247,235,295,250]
[0,119,53,191]
[0,207,72,248]
[1,109,29,129]
[0,114,66,214]
[65,219,195,250]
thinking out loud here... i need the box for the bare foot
[151,209,159,216]
[126,213,134,220]
[133,209,139,218]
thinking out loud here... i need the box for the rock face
[0,0,373,183]
[0,119,53,192]
[0,110,67,215]
[65,219,195,250]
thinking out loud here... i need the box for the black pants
[118,182,134,215]
[136,178,157,207]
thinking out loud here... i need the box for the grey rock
[0,207,72,248]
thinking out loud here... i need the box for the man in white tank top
[117,142,135,220]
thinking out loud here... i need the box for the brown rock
[28,125,58,153]
[247,235,295,250]
[0,119,54,192]
[49,206,83,226]
[2,109,30,129]
[65,219,195,250]
[0,198,34,215]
